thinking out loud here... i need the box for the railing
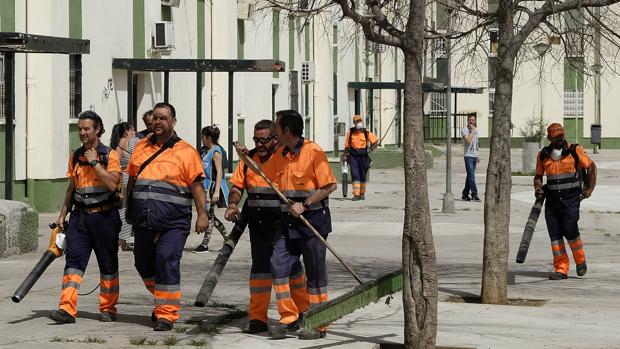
[423,113,470,142]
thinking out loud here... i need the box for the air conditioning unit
[237,0,255,20]
[161,0,181,7]
[152,21,175,49]
[301,61,315,83]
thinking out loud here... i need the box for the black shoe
[50,309,76,324]
[549,272,568,280]
[268,323,291,339]
[577,261,587,276]
[100,312,116,322]
[242,319,268,334]
[298,329,327,340]
[461,195,471,201]
[360,195,366,200]
[154,318,173,331]
[352,195,362,201]
[472,196,481,202]
[150,311,157,322]
[286,319,300,331]
[193,244,209,253]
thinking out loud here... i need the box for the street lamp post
[534,42,551,149]
[442,0,456,214]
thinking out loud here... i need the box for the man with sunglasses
[534,122,597,280]
[225,120,309,334]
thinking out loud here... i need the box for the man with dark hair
[136,110,154,139]
[226,119,309,334]
[50,111,122,324]
[126,102,208,331]
[267,110,337,340]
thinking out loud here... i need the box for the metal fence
[423,113,471,142]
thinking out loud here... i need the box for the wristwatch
[90,159,99,167]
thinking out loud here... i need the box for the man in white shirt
[461,114,480,201]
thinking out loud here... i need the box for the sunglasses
[253,136,275,145]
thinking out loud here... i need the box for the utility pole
[442,1,456,214]
[534,42,551,149]
[593,6,602,153]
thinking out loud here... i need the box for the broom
[237,148,402,329]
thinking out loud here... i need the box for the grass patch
[189,338,208,346]
[162,335,179,346]
[50,337,75,343]
[145,339,158,345]
[175,325,189,333]
[82,336,106,344]
[129,336,147,345]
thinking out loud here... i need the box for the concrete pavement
[1,146,620,348]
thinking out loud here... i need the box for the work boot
[193,244,209,253]
[154,318,173,331]
[549,272,568,280]
[360,195,366,200]
[99,312,116,322]
[242,319,268,334]
[461,195,471,201]
[49,309,76,324]
[150,311,157,322]
[298,329,327,340]
[577,261,588,276]
[472,196,481,202]
[352,195,362,201]
[268,320,299,339]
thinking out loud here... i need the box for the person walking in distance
[461,114,480,201]
[342,114,379,201]
[136,110,154,139]
[534,122,597,280]
[49,111,122,324]
[193,126,229,253]
[126,102,209,331]
[110,122,138,251]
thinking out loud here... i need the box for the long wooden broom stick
[237,148,364,285]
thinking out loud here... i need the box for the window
[563,90,583,118]
[430,92,446,116]
[489,28,498,56]
[69,55,82,119]
[488,89,495,117]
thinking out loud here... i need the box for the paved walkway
[1,146,620,348]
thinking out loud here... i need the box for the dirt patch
[445,296,547,307]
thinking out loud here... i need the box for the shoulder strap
[570,144,580,168]
[363,129,369,147]
[243,148,258,177]
[348,127,355,147]
[135,136,181,179]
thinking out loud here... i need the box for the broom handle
[238,150,364,285]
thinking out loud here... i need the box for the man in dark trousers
[50,111,122,324]
[267,110,337,340]
[342,114,378,201]
[534,122,597,280]
[126,102,209,331]
[225,120,308,334]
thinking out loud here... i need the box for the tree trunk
[481,0,514,304]
[401,5,438,344]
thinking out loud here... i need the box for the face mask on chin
[550,148,563,161]
[355,122,363,129]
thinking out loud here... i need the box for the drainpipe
[25,0,36,200]
[209,1,214,124]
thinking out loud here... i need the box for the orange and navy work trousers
[271,235,327,328]
[133,226,188,323]
[545,190,586,274]
[248,229,308,323]
[349,154,371,196]
[59,209,121,317]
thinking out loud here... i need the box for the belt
[82,204,117,214]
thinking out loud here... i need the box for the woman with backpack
[193,126,230,253]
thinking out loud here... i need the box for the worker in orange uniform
[50,111,122,324]
[343,114,378,201]
[534,123,597,280]
[126,102,209,331]
[224,120,308,334]
[267,110,337,340]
